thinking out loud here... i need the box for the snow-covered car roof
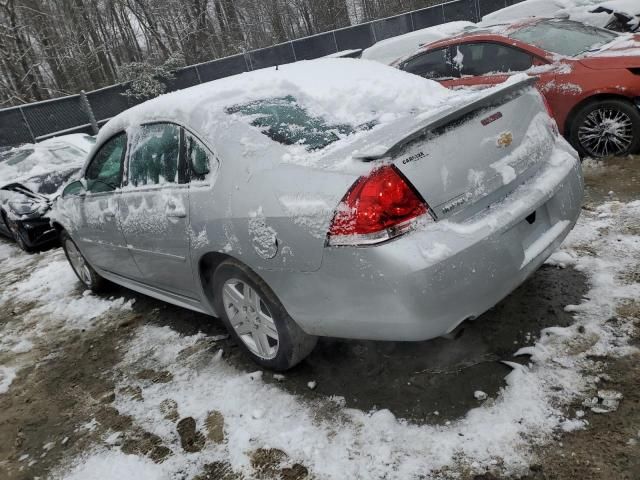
[361,21,476,65]
[97,59,464,168]
[0,134,94,187]
[482,0,639,31]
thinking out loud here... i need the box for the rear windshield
[226,96,360,151]
[510,19,617,56]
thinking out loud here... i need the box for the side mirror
[62,180,86,198]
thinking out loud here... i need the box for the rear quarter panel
[188,121,355,275]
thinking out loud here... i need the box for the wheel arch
[197,251,235,314]
[196,251,291,321]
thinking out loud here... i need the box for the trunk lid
[363,77,557,221]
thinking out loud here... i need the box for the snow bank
[4,258,131,331]
[63,451,169,480]
[0,366,17,394]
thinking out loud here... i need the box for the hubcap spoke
[222,283,244,309]
[244,285,261,311]
[578,107,634,157]
[258,313,278,339]
[221,278,279,360]
[253,331,272,356]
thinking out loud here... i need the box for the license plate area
[518,204,552,251]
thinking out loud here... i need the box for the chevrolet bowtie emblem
[497,131,513,148]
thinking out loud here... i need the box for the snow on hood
[0,134,92,188]
[361,21,475,65]
[99,59,459,148]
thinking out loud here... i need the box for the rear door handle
[165,200,186,218]
[166,211,186,218]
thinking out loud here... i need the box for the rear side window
[402,49,454,80]
[85,133,126,193]
[226,96,358,151]
[128,123,181,187]
[185,132,213,181]
[455,42,533,76]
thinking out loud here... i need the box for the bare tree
[0,0,452,107]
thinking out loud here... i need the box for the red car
[396,18,640,158]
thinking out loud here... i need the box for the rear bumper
[264,141,584,341]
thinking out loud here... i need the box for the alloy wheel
[65,239,92,287]
[222,278,279,360]
[578,107,634,157]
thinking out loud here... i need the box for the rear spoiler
[353,76,538,161]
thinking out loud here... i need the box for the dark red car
[396,18,640,158]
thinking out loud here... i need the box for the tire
[569,98,640,158]
[60,230,106,292]
[213,259,317,371]
[14,232,32,253]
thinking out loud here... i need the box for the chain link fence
[0,0,522,148]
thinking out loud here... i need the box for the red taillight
[328,165,430,246]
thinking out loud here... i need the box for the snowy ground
[0,157,638,480]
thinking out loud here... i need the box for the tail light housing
[327,165,430,246]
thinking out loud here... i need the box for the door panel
[118,123,195,298]
[118,186,193,297]
[75,133,140,278]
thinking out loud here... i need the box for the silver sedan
[52,59,583,370]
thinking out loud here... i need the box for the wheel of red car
[60,230,106,292]
[570,99,640,158]
[213,259,317,371]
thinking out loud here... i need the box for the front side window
[226,96,360,151]
[509,19,617,56]
[85,133,126,193]
[402,48,455,80]
[128,123,181,187]
[185,133,212,181]
[455,42,533,76]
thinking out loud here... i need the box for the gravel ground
[0,156,638,480]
